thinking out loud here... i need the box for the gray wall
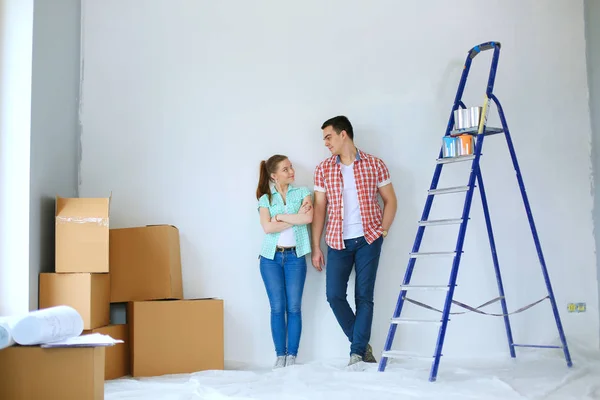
[29,0,81,310]
[585,0,600,336]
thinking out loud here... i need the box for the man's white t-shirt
[340,162,364,240]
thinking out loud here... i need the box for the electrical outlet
[567,302,586,313]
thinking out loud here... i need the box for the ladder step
[391,318,442,325]
[449,126,503,136]
[418,218,463,226]
[429,186,470,195]
[436,155,475,164]
[511,344,563,349]
[382,350,436,360]
[399,285,450,291]
[409,251,456,258]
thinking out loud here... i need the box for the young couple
[256,116,398,369]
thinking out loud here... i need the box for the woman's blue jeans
[260,248,307,357]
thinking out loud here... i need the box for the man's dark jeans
[326,235,383,356]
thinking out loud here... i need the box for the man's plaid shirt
[314,148,391,250]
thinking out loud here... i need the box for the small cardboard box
[39,273,110,330]
[0,346,105,400]
[55,196,110,273]
[128,298,223,377]
[110,225,183,302]
[83,324,130,380]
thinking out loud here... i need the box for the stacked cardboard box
[38,196,121,381]
[40,196,111,330]
[0,347,106,400]
[38,197,131,381]
[2,201,225,398]
[21,196,223,387]
[0,196,112,399]
[110,225,224,377]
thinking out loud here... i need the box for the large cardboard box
[0,346,105,400]
[110,225,183,302]
[128,299,223,377]
[39,273,110,329]
[56,196,110,273]
[83,324,130,380]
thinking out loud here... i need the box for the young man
[311,115,397,366]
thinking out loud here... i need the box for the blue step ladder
[377,41,573,382]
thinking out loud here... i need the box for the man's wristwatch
[382,230,388,238]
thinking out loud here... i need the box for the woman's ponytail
[256,160,272,204]
[256,155,288,205]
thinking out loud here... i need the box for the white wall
[585,0,600,339]
[29,0,81,311]
[79,0,599,366]
[0,0,33,316]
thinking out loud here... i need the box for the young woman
[256,154,313,369]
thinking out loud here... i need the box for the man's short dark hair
[321,115,354,140]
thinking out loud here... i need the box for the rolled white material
[0,316,20,350]
[11,305,84,345]
[0,322,14,350]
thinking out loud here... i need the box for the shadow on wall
[372,166,419,356]
[30,196,59,311]
[36,196,57,274]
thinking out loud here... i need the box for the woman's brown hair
[256,155,288,204]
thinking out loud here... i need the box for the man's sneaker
[285,355,296,366]
[363,344,377,363]
[273,356,286,369]
[348,353,363,366]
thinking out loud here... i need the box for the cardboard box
[56,196,110,273]
[83,324,130,380]
[0,346,105,400]
[39,273,110,329]
[128,299,223,377]
[110,225,183,302]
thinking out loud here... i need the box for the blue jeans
[326,235,383,356]
[260,249,307,356]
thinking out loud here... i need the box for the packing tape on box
[55,217,109,226]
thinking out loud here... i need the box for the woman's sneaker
[273,356,286,369]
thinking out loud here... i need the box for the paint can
[442,136,458,158]
[453,108,471,130]
[469,106,483,129]
[454,106,484,130]
[457,134,474,156]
